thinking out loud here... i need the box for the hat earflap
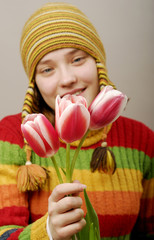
[17,81,49,192]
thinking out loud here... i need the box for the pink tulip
[55,95,90,143]
[21,114,60,158]
[89,86,128,130]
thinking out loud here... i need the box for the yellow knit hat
[20,2,115,121]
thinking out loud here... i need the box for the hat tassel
[17,146,48,192]
[90,141,116,175]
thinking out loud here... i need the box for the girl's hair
[33,84,55,124]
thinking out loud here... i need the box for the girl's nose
[59,66,77,87]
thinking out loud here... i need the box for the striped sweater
[0,113,153,239]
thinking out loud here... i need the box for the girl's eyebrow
[38,49,85,66]
[67,49,82,55]
[37,59,53,66]
[66,49,88,57]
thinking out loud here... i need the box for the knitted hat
[17,2,116,192]
[20,2,115,120]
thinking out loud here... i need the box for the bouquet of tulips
[21,86,127,239]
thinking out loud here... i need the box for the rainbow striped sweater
[0,113,153,240]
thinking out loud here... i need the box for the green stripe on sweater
[0,225,23,231]
[0,141,153,179]
[18,224,31,240]
[0,141,26,165]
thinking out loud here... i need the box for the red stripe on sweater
[135,215,154,234]
[107,116,154,157]
[30,212,138,238]
[8,228,24,240]
[0,113,24,147]
[0,206,29,226]
[30,213,44,223]
[98,214,138,237]
[0,114,153,157]
[140,198,154,218]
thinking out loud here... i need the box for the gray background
[0,0,153,129]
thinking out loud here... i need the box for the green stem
[70,129,90,181]
[51,156,63,184]
[66,143,71,182]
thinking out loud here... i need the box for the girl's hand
[48,182,86,240]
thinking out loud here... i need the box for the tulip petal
[21,123,47,157]
[58,104,90,143]
[89,87,128,130]
[64,95,88,107]
[58,98,72,117]
[56,94,90,143]
[35,115,60,155]
[22,113,39,124]
[89,85,113,111]
[90,95,127,129]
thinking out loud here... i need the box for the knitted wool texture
[20,2,115,120]
[0,113,153,239]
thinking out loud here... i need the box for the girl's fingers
[51,218,86,240]
[50,183,86,202]
[53,195,83,214]
[48,182,86,239]
[72,180,81,196]
[50,208,85,228]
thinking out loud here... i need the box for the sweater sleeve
[131,122,154,239]
[0,114,49,239]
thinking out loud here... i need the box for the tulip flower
[55,94,90,143]
[89,86,128,130]
[21,113,60,158]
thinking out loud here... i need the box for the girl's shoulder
[0,113,24,147]
[0,112,22,125]
[113,115,153,132]
[108,116,154,158]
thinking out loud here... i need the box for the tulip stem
[70,130,90,180]
[66,143,71,182]
[51,156,63,184]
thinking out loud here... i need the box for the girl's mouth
[61,88,86,97]
[73,89,85,96]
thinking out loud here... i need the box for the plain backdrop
[0,0,153,129]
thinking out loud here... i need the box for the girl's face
[35,48,99,110]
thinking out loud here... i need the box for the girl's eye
[73,57,82,62]
[43,68,52,73]
[73,56,86,64]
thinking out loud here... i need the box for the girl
[0,2,153,240]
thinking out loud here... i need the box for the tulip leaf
[77,213,90,239]
[89,223,95,240]
[89,223,100,240]
[83,189,101,240]
[72,234,78,240]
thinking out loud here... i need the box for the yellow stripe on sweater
[42,167,143,193]
[30,213,49,240]
[0,164,146,194]
[0,164,18,185]
[72,168,143,192]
